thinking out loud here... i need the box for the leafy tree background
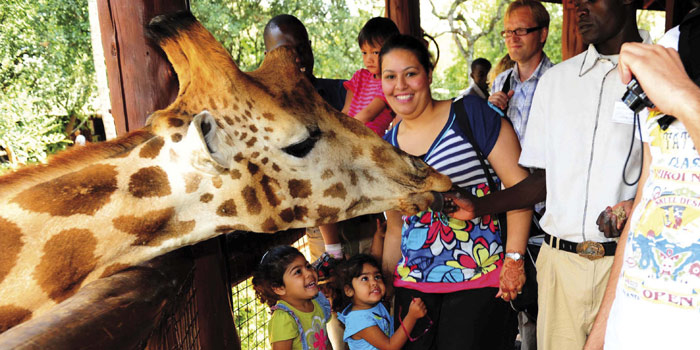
[0,0,95,170]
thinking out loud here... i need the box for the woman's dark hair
[379,34,435,75]
[252,245,305,307]
[358,17,400,48]
[330,254,382,312]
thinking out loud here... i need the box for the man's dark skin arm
[445,169,546,221]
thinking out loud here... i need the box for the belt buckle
[576,241,605,260]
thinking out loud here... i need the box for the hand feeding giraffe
[0,12,451,333]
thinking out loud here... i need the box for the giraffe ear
[187,110,231,170]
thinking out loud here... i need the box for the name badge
[611,101,635,125]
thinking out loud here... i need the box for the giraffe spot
[215,224,249,234]
[261,175,281,207]
[221,98,230,109]
[244,110,252,119]
[200,193,213,203]
[212,176,223,188]
[234,153,244,163]
[233,103,239,111]
[323,183,347,199]
[129,166,171,198]
[34,229,99,303]
[171,133,183,142]
[264,127,273,132]
[321,169,334,180]
[362,169,376,183]
[168,117,184,127]
[114,207,195,246]
[337,113,370,136]
[351,145,363,158]
[288,179,311,199]
[349,170,358,186]
[318,205,340,219]
[248,162,259,175]
[224,116,235,125]
[0,217,23,284]
[234,116,241,123]
[184,172,203,193]
[249,125,258,133]
[279,208,295,223]
[262,113,275,121]
[347,196,371,216]
[230,169,241,180]
[293,206,309,221]
[12,164,118,216]
[139,136,165,159]
[252,152,260,159]
[0,305,32,333]
[208,97,218,109]
[326,130,337,139]
[264,136,270,141]
[234,130,240,137]
[261,218,278,232]
[246,100,254,110]
[272,163,281,172]
[217,199,237,217]
[216,120,225,129]
[99,263,131,278]
[242,186,262,215]
[239,132,248,140]
[246,137,257,147]
[261,157,268,164]
[371,145,392,165]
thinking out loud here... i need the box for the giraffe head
[142,12,451,232]
[0,12,450,333]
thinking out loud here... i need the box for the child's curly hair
[252,245,304,307]
[330,254,382,313]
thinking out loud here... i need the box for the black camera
[622,78,655,114]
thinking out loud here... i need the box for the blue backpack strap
[270,303,309,350]
[314,292,332,323]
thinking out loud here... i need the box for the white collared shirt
[519,31,651,243]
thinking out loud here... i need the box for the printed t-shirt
[269,296,331,350]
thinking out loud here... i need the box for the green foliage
[192,0,382,80]
[0,0,96,169]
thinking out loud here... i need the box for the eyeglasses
[500,26,543,38]
[399,305,434,342]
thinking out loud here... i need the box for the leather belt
[544,233,616,260]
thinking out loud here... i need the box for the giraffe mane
[0,129,155,191]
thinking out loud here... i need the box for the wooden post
[95,0,186,135]
[562,0,585,61]
[191,238,241,350]
[385,0,422,38]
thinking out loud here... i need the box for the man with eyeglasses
[489,2,552,349]
[489,0,553,143]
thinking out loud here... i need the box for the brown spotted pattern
[128,166,171,198]
[0,305,32,333]
[216,199,237,217]
[139,137,165,159]
[184,172,203,193]
[288,179,311,199]
[0,217,23,284]
[11,164,118,216]
[242,186,262,215]
[113,207,195,246]
[34,229,99,303]
[323,183,347,199]
[200,193,213,203]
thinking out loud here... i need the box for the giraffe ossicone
[0,11,451,333]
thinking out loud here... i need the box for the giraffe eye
[282,128,321,158]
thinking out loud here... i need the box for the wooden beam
[95,0,187,135]
[385,0,422,38]
[562,0,585,60]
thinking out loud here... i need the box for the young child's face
[279,255,319,301]
[361,42,383,75]
[346,263,385,309]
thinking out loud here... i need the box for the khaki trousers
[536,242,614,350]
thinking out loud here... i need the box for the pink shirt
[343,69,394,137]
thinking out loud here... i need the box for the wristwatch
[505,252,524,261]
